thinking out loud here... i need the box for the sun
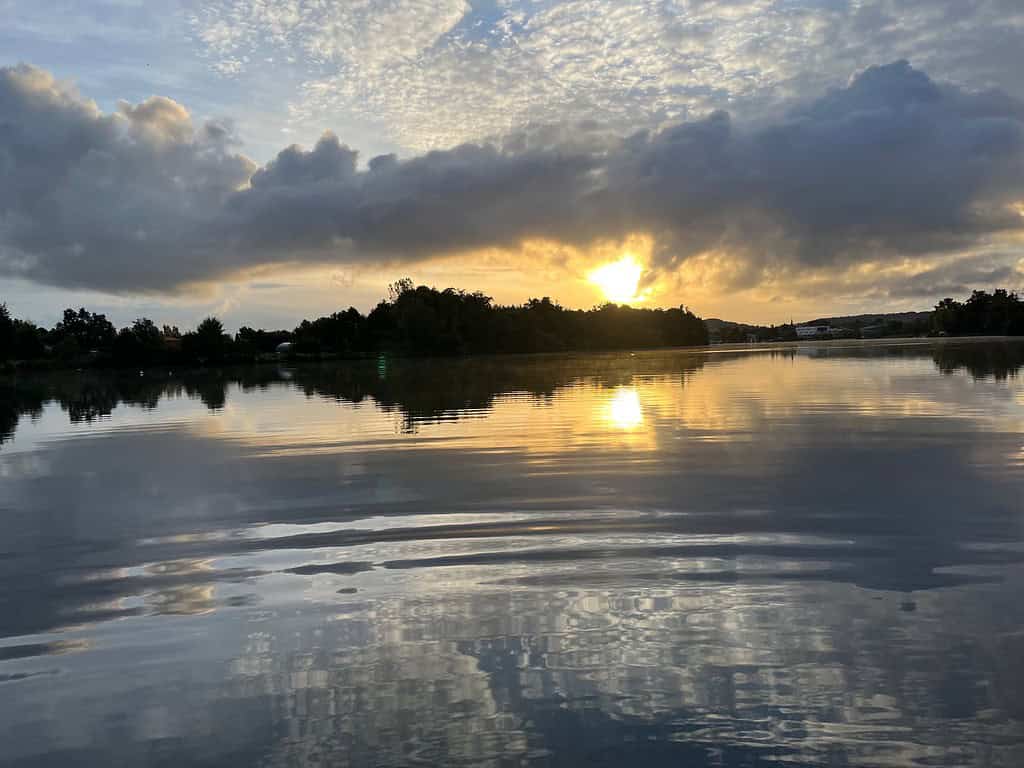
[588,255,645,304]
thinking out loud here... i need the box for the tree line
[3,286,1022,370]
[931,289,1024,337]
[712,289,1024,342]
[0,279,709,368]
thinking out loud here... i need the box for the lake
[1,339,1023,767]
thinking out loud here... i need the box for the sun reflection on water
[4,344,1024,766]
[605,387,644,430]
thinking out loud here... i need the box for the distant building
[795,324,832,339]
[275,341,294,356]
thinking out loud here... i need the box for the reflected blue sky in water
[1,340,1023,766]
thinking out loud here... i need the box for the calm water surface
[2,340,1024,766]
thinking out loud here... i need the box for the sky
[2,0,1024,330]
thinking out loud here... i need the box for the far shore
[4,334,1022,379]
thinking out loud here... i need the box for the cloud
[884,254,1023,299]
[0,65,256,291]
[1,60,1023,297]
[188,0,1024,153]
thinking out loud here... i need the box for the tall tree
[0,304,14,361]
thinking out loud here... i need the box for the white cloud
[187,0,1024,152]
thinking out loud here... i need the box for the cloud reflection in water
[0,340,1023,766]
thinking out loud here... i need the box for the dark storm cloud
[1,61,1023,293]
[0,65,256,290]
[884,254,1019,299]
[601,61,1024,281]
[226,138,601,256]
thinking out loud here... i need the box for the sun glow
[588,255,646,304]
[605,388,644,430]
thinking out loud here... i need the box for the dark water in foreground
[1,340,1024,767]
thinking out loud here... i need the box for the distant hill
[704,317,790,343]
[705,309,935,342]
[707,311,932,332]
[704,318,752,332]
[803,311,932,328]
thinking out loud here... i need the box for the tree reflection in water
[1,339,1023,766]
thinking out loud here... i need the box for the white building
[795,324,832,339]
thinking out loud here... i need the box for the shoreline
[4,335,1022,379]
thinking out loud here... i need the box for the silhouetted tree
[388,278,414,303]
[235,326,292,356]
[114,318,165,366]
[183,316,230,363]
[0,304,13,361]
[292,309,365,355]
[48,307,116,361]
[932,291,1024,336]
[12,318,46,360]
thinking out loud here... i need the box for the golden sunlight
[605,388,644,430]
[588,255,645,304]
